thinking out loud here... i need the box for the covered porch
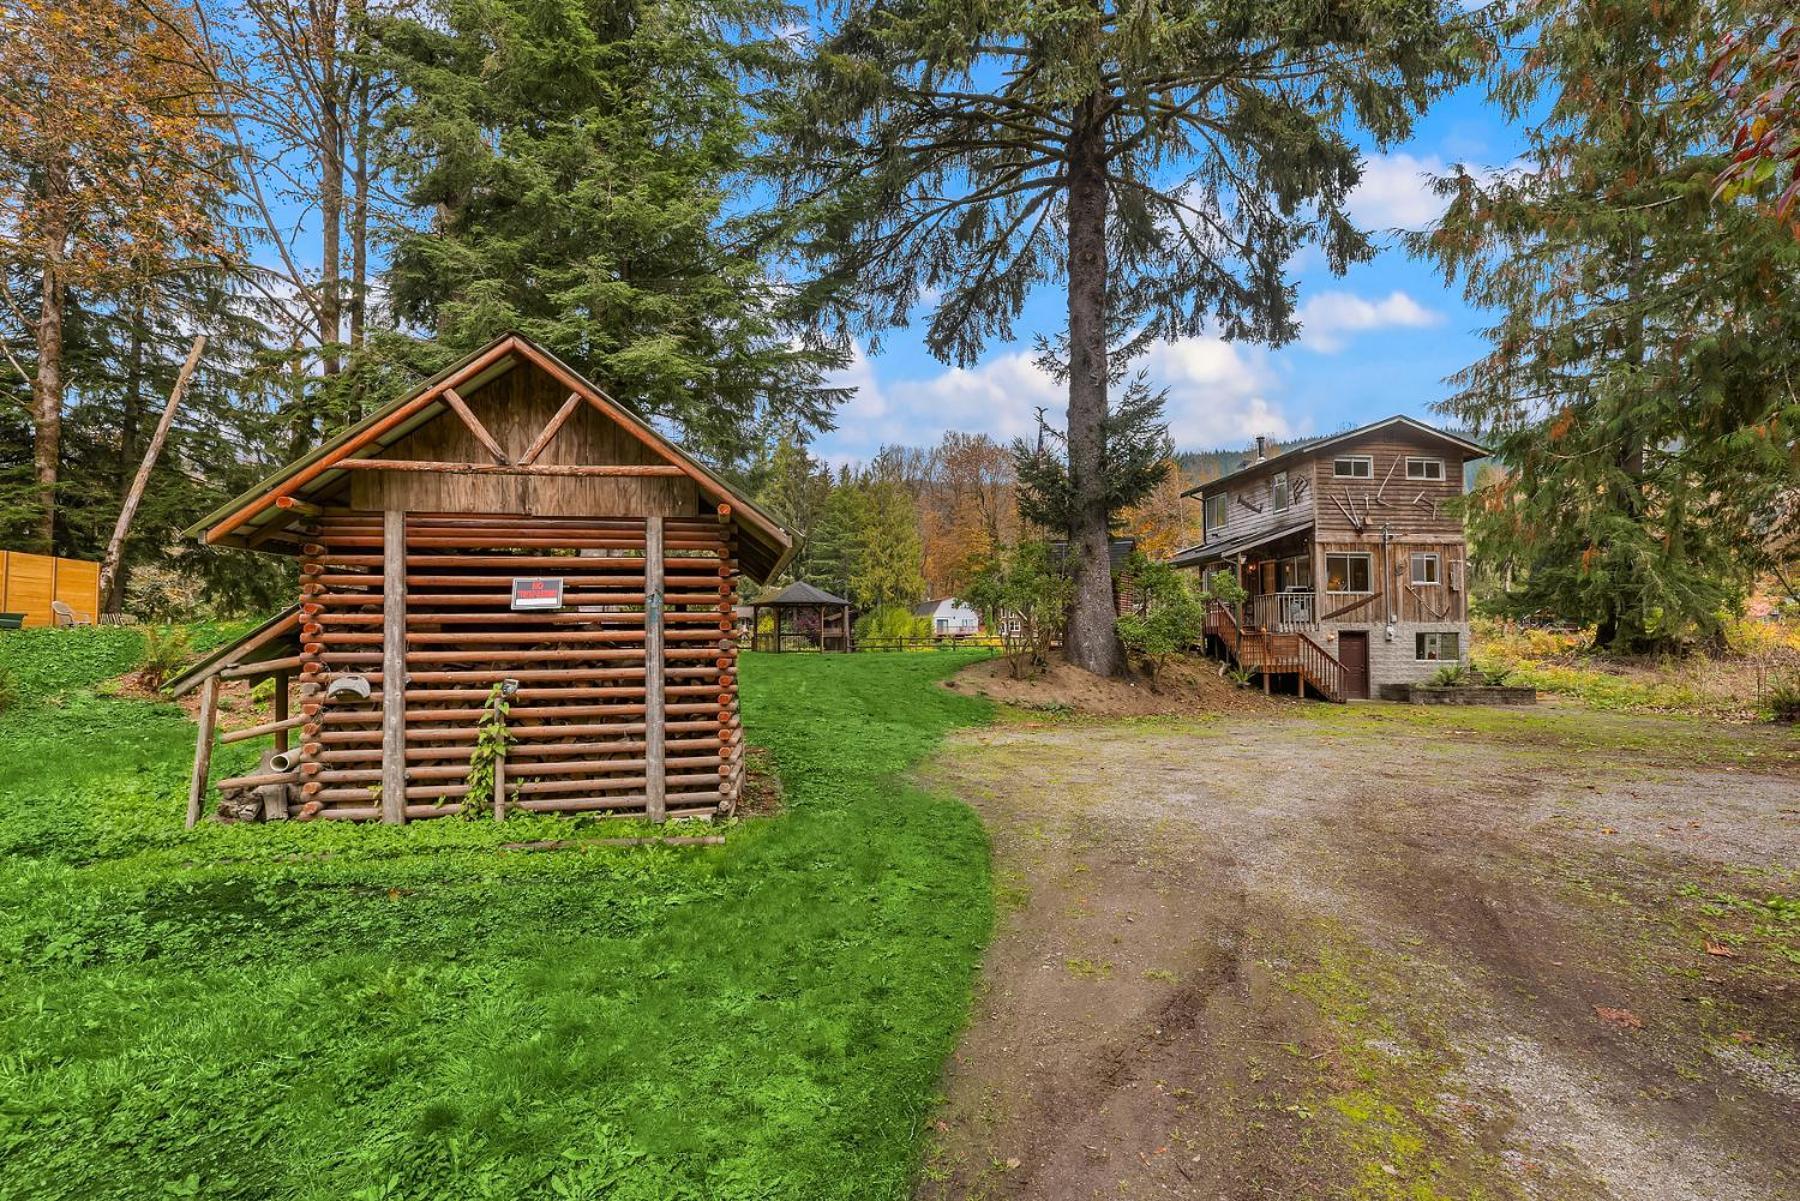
[1172,520,1355,633]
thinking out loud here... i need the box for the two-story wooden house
[1171,416,1487,699]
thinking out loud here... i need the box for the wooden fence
[0,551,101,627]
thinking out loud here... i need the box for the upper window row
[1332,455,1446,481]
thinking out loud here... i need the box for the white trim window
[1272,471,1289,512]
[1406,457,1445,481]
[1410,552,1440,585]
[1324,553,1372,593]
[1204,493,1228,536]
[1416,631,1460,661]
[1333,455,1373,478]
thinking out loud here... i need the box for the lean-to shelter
[175,333,790,827]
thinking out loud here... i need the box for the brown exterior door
[1338,630,1370,699]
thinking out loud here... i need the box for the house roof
[911,597,975,617]
[181,332,794,582]
[1182,416,1488,499]
[1169,517,1312,570]
[754,580,852,607]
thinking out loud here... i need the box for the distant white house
[913,597,982,637]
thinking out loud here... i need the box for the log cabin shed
[173,333,791,827]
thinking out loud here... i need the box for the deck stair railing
[1204,600,1345,703]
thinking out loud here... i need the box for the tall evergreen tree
[768,0,1471,674]
[851,477,926,608]
[1416,0,1800,651]
[806,469,866,600]
[753,433,835,582]
[376,0,845,465]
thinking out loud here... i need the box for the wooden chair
[50,600,92,627]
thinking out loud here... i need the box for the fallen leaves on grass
[1594,1005,1643,1029]
[1705,941,1739,958]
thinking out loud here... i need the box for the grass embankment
[0,635,994,1200]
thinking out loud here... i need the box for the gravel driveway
[914,702,1799,1201]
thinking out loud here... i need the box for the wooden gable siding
[349,362,701,517]
[1311,431,1466,540]
[1205,462,1313,545]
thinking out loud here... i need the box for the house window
[1416,631,1460,661]
[1406,458,1445,481]
[1282,554,1312,591]
[1204,493,1228,535]
[1272,471,1289,512]
[1333,456,1372,478]
[1324,553,1372,593]
[1410,552,1440,585]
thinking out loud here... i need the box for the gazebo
[750,581,853,652]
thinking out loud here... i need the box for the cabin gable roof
[183,333,793,580]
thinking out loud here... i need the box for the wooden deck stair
[1204,602,1346,703]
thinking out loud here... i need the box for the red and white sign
[510,577,565,611]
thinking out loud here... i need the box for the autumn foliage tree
[0,0,231,550]
[1708,10,1800,226]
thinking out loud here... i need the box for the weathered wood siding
[350,363,701,518]
[1203,462,1314,545]
[1312,538,1468,624]
[1311,432,1465,540]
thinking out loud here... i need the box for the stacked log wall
[293,509,739,821]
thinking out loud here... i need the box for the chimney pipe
[1255,435,1267,462]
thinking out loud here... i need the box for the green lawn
[0,634,994,1200]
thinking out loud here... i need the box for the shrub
[1202,568,1247,607]
[1769,672,1800,723]
[135,625,195,692]
[1428,663,1471,687]
[1115,553,1206,689]
[854,605,931,644]
[961,542,1072,678]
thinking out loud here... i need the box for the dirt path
[915,702,1800,1201]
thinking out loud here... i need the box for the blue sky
[813,81,1528,465]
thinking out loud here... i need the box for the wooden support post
[644,516,666,822]
[272,671,290,752]
[186,674,220,828]
[380,508,408,824]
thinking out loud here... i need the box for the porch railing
[1248,591,1317,631]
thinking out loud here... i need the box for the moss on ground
[1279,932,1524,1201]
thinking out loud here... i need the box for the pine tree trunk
[31,256,65,554]
[119,294,145,490]
[347,0,370,419]
[1062,91,1120,677]
[318,2,344,378]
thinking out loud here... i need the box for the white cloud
[817,343,1060,464]
[1296,290,1442,353]
[1140,337,1294,448]
[1348,152,1453,231]
[819,334,1298,462]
